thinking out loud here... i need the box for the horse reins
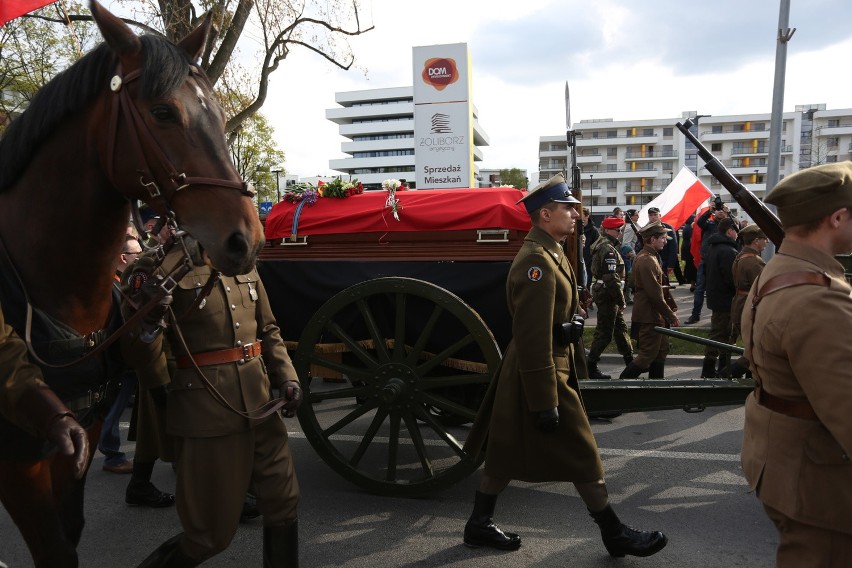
[104,63,255,223]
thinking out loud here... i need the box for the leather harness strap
[749,271,832,421]
[175,341,262,369]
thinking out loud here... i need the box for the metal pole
[764,0,794,260]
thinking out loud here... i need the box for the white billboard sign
[413,43,474,189]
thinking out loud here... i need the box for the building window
[663,127,673,137]
[663,161,673,170]
[712,125,723,134]
[827,137,839,147]
[643,128,654,136]
[828,119,840,127]
[752,123,766,131]
[607,180,617,189]
[711,143,722,152]
[607,130,617,138]
[607,147,617,157]
[607,164,617,172]
[827,155,838,163]
[606,197,617,205]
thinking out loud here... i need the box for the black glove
[138,274,173,342]
[45,414,89,479]
[537,407,560,433]
[281,380,303,418]
[149,384,168,409]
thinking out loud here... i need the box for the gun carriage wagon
[258,186,753,497]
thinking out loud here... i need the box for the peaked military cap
[517,173,580,213]
[765,162,852,227]
[638,220,672,239]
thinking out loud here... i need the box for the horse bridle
[104,63,255,225]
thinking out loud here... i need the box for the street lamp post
[270,166,282,202]
[589,174,594,218]
[692,114,711,176]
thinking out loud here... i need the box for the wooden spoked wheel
[293,277,500,496]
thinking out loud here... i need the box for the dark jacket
[703,232,739,311]
[696,209,718,258]
[658,221,679,273]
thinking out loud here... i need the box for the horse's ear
[89,0,141,57]
[177,13,212,63]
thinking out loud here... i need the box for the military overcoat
[464,227,604,483]
[741,239,852,535]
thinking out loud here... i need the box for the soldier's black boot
[619,362,644,379]
[700,357,717,378]
[136,534,200,568]
[623,354,633,366]
[589,505,668,558]
[719,359,749,379]
[648,360,665,379]
[263,520,298,567]
[716,354,731,378]
[587,360,611,380]
[463,491,521,551]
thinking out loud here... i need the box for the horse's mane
[0,34,194,193]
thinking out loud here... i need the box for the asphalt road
[0,402,777,568]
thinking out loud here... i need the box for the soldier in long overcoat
[741,162,852,567]
[462,174,667,559]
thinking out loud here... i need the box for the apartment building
[326,86,490,190]
[538,105,852,213]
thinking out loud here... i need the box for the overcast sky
[263,0,852,183]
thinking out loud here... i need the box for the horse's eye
[151,105,176,122]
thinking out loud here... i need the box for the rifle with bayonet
[565,82,589,307]
[676,118,785,247]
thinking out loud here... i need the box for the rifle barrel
[676,119,785,247]
[653,326,745,355]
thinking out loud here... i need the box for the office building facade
[538,105,852,215]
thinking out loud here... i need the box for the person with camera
[621,221,681,379]
[685,197,729,325]
[461,174,668,559]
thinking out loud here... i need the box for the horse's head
[89,1,264,276]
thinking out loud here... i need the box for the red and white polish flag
[637,166,713,230]
[1,1,57,26]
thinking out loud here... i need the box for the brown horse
[0,2,263,565]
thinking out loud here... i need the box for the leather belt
[755,386,819,421]
[175,341,262,369]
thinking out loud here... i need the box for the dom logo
[421,57,459,91]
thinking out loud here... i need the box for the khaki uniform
[630,245,677,369]
[741,240,852,567]
[124,248,300,562]
[0,304,47,436]
[465,226,604,483]
[588,233,631,363]
[730,245,765,336]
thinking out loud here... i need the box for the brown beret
[739,223,765,241]
[639,220,672,239]
[765,162,852,227]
